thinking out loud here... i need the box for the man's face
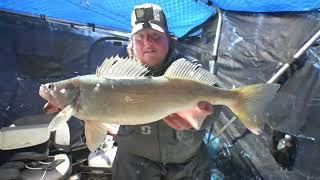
[132,28,169,67]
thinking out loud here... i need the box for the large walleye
[39,56,280,151]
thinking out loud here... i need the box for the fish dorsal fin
[164,58,217,86]
[96,56,149,79]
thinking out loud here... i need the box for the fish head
[39,80,79,113]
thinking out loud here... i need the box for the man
[112,3,216,180]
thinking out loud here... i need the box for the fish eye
[47,84,53,89]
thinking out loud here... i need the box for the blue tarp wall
[0,0,320,37]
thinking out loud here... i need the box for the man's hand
[102,123,120,135]
[163,101,213,130]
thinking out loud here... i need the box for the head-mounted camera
[134,7,154,24]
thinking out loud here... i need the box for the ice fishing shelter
[0,0,320,179]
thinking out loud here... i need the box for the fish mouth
[39,84,48,99]
[39,84,61,113]
[43,102,61,113]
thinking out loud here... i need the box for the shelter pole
[209,6,222,74]
[212,7,222,59]
[268,29,320,83]
[293,29,320,59]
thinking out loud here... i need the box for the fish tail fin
[48,105,74,131]
[228,83,280,135]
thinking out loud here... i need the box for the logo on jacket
[140,126,151,135]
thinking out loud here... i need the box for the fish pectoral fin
[84,121,110,152]
[48,105,74,131]
[176,107,208,130]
